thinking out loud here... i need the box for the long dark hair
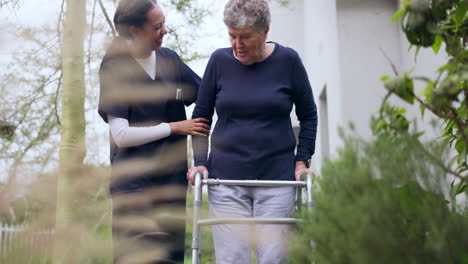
[113,0,158,39]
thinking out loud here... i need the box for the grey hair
[223,0,271,32]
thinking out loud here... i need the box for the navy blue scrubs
[98,37,201,263]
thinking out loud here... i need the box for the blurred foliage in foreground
[290,129,468,263]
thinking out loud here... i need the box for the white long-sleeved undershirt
[108,115,171,148]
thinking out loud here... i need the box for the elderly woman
[98,0,209,262]
[188,0,318,263]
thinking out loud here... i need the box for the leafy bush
[290,131,468,264]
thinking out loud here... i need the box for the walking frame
[190,172,315,264]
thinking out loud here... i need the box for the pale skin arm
[108,116,210,148]
[294,161,315,181]
[187,166,209,185]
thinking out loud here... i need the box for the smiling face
[228,26,269,65]
[130,5,168,54]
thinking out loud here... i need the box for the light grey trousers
[208,185,296,264]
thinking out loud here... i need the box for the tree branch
[0,0,20,9]
[98,0,116,37]
[7,110,56,185]
[406,81,468,144]
[413,137,468,183]
[379,47,399,76]
[54,71,63,126]
[377,114,468,183]
[378,91,392,122]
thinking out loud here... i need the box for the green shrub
[290,132,468,264]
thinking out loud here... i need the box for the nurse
[98,0,209,263]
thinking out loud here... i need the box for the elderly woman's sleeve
[291,53,318,162]
[191,54,217,168]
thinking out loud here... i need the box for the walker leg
[306,173,314,209]
[295,186,302,212]
[191,172,203,264]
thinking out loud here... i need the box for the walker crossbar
[191,172,314,264]
[203,179,307,187]
[198,217,302,226]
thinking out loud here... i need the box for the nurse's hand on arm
[187,166,209,185]
[170,118,210,136]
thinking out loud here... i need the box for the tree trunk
[53,0,86,263]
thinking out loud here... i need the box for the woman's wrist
[296,160,306,166]
[296,158,311,168]
[169,121,179,134]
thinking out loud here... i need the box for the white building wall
[336,0,401,139]
[302,0,345,168]
[333,0,447,148]
[268,0,305,57]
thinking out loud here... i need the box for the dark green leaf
[414,46,421,62]
[402,77,415,104]
[452,181,467,197]
[455,138,466,154]
[384,74,415,104]
[419,103,426,117]
[453,2,467,28]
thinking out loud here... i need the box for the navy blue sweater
[192,43,317,181]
